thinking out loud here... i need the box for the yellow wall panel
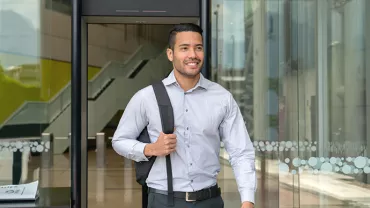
[0,53,101,124]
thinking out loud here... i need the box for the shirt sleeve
[111,89,150,162]
[219,93,257,204]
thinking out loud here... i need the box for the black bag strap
[152,81,174,206]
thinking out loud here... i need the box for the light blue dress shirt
[112,70,256,203]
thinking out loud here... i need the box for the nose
[188,48,196,58]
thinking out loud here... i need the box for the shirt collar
[163,70,209,90]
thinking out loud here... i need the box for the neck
[173,69,200,91]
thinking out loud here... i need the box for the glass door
[210,0,370,207]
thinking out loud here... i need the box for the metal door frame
[71,1,210,207]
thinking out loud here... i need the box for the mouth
[185,61,200,67]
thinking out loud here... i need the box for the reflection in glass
[0,0,70,203]
[0,0,46,187]
[211,0,370,207]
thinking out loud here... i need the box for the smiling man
[112,23,256,208]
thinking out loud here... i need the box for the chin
[184,69,201,77]
[185,66,201,73]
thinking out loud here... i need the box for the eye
[180,47,188,51]
[196,46,203,51]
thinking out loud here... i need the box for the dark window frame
[45,0,72,15]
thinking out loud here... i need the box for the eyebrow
[178,43,203,47]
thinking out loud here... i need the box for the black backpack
[134,81,174,207]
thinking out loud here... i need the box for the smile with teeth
[185,62,199,66]
[187,62,198,66]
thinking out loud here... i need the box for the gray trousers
[147,192,224,208]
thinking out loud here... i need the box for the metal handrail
[0,43,162,128]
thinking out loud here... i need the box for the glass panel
[211,0,370,207]
[87,23,173,208]
[303,0,370,207]
[0,0,70,206]
[288,0,319,207]
[211,0,280,207]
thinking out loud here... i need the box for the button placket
[184,93,192,173]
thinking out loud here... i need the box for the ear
[166,48,173,62]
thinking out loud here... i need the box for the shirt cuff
[240,189,255,204]
[130,142,150,162]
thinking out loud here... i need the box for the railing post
[40,133,54,187]
[41,133,54,168]
[96,168,105,203]
[68,132,72,145]
[123,144,134,205]
[95,132,106,203]
[12,149,22,185]
[96,132,105,168]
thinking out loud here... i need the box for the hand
[144,131,177,156]
[241,201,254,208]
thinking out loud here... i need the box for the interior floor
[14,148,350,208]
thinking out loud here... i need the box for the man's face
[167,31,204,78]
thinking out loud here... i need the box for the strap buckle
[185,192,196,202]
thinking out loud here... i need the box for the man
[112,23,256,208]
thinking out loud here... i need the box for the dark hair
[168,23,203,49]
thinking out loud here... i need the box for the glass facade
[1,0,174,206]
[0,0,72,191]
[1,0,370,207]
[212,0,370,207]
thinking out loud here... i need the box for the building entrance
[70,1,210,208]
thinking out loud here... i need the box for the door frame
[71,1,210,208]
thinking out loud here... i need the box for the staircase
[0,42,172,153]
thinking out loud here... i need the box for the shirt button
[186,109,188,112]
[190,163,192,166]
[187,127,189,130]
